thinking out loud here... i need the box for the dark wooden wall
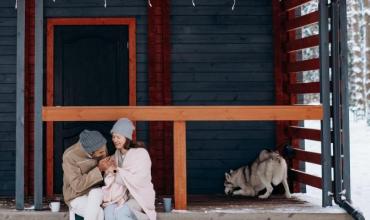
[170,0,275,193]
[0,0,17,196]
[0,0,276,196]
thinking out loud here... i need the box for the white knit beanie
[111,118,135,140]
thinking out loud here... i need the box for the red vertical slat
[148,0,173,195]
[24,0,35,196]
[272,0,286,151]
[287,8,301,193]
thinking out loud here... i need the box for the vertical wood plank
[46,21,54,198]
[34,0,44,210]
[287,9,301,193]
[24,0,35,197]
[173,121,187,210]
[162,0,173,195]
[272,0,286,152]
[129,19,136,106]
[16,0,25,210]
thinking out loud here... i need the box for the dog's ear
[225,172,231,181]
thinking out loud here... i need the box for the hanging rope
[232,0,236,10]
[192,0,195,7]
[148,0,152,7]
[15,0,17,9]
[104,0,107,8]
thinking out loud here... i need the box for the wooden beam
[291,148,322,165]
[287,126,321,141]
[287,11,319,32]
[287,35,319,53]
[288,82,320,94]
[42,105,323,121]
[16,0,26,210]
[34,0,43,210]
[173,121,187,210]
[290,169,322,189]
[288,58,320,72]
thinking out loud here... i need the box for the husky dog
[224,149,291,199]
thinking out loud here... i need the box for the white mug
[49,201,60,212]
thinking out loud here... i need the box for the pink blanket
[103,148,156,220]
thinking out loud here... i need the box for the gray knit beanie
[111,118,135,140]
[79,130,107,153]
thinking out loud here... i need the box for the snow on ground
[304,113,370,218]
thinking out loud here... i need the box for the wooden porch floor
[0,194,351,220]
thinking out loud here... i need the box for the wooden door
[53,25,129,193]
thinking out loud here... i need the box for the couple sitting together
[62,118,156,220]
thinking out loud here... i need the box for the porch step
[0,194,351,220]
[0,209,351,220]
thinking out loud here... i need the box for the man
[63,129,114,220]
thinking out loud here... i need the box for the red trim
[162,0,174,195]
[286,11,319,31]
[288,58,320,72]
[148,0,173,195]
[287,9,301,193]
[291,148,322,165]
[290,169,322,189]
[287,35,319,53]
[288,82,320,94]
[46,18,137,197]
[272,0,286,153]
[287,126,321,141]
[282,0,312,12]
[24,0,35,196]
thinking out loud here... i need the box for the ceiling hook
[232,0,236,11]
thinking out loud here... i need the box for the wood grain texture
[42,105,323,121]
[173,121,187,210]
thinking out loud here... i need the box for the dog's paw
[258,194,269,199]
[232,189,244,196]
[285,193,292,199]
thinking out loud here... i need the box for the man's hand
[98,157,116,172]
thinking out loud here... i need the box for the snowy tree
[300,0,370,125]
[364,1,370,125]
[347,0,366,120]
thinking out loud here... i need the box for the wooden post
[16,0,26,210]
[34,0,43,210]
[173,121,187,210]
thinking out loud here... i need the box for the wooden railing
[42,105,323,210]
[275,0,331,196]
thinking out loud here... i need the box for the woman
[102,118,156,220]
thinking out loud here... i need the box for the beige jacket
[62,142,103,205]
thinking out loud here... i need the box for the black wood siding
[170,0,275,193]
[1,0,276,196]
[0,0,16,196]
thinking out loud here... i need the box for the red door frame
[45,18,137,197]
